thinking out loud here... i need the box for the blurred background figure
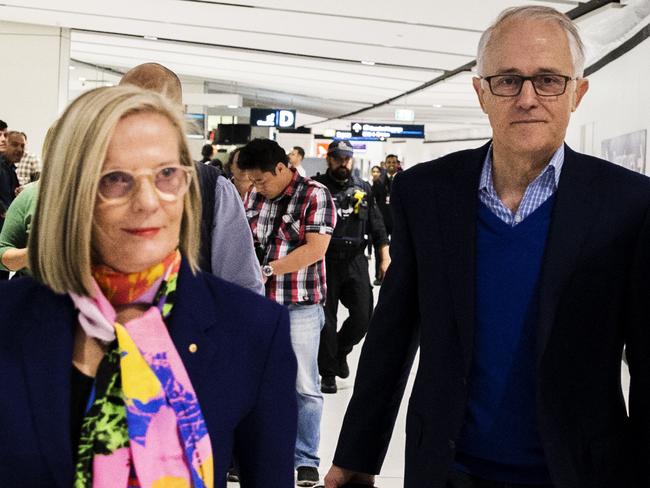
[15,131,42,189]
[224,147,253,200]
[289,146,307,177]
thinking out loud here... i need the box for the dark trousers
[318,253,372,377]
[447,470,554,488]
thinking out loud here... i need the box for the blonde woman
[0,86,297,488]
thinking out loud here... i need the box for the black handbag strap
[260,195,291,264]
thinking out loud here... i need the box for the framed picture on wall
[601,129,647,174]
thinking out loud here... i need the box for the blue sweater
[456,196,555,485]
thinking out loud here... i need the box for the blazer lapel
[167,260,219,399]
[435,144,486,376]
[536,145,603,364]
[21,291,75,488]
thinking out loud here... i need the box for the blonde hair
[29,85,201,295]
[477,6,586,78]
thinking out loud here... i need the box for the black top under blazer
[0,259,298,488]
[333,142,650,488]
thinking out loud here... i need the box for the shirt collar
[479,143,564,193]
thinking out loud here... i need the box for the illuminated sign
[350,122,425,139]
[250,108,296,129]
[394,109,415,122]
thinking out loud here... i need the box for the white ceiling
[1,0,648,136]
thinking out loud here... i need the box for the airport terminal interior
[1,1,649,487]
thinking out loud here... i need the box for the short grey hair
[476,6,586,77]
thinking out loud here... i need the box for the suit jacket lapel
[436,144,486,376]
[536,145,603,364]
[21,291,75,488]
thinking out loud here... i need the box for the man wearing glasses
[325,6,650,488]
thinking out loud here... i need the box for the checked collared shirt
[245,170,336,305]
[479,144,564,226]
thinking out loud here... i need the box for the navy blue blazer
[0,259,297,487]
[333,143,650,488]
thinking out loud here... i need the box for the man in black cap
[313,140,390,394]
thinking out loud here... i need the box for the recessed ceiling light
[78,77,86,82]
[361,60,375,66]
[227,105,239,109]
[433,104,443,108]
[69,66,75,70]
[144,35,158,41]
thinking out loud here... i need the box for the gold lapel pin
[189,343,198,353]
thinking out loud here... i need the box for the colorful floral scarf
[69,250,213,488]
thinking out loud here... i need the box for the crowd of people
[1,5,649,488]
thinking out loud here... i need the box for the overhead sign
[350,122,425,139]
[394,109,415,122]
[250,108,296,129]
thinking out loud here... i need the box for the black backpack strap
[194,162,220,273]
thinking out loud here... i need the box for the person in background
[0,85,297,488]
[326,6,650,488]
[0,123,56,277]
[0,131,23,222]
[0,120,7,154]
[224,148,252,200]
[289,146,307,177]
[371,154,399,285]
[120,62,263,294]
[313,141,390,395]
[200,143,214,164]
[365,165,384,259]
[239,138,336,487]
[370,165,382,184]
[15,132,42,188]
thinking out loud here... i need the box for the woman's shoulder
[188,269,285,324]
[0,277,69,339]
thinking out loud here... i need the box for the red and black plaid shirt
[244,170,336,305]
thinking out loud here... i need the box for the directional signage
[350,122,425,139]
[250,108,296,129]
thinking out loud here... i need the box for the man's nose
[516,79,539,109]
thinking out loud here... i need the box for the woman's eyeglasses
[97,165,193,203]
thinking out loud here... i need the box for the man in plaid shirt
[239,138,336,487]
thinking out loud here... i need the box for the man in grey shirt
[210,174,264,294]
[121,62,264,294]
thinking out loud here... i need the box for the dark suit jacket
[0,259,297,488]
[333,143,650,488]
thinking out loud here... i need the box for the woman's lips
[122,227,161,237]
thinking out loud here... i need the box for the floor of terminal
[228,255,631,487]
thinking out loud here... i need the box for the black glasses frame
[481,74,576,97]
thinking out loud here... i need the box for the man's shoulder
[397,144,488,184]
[295,174,330,196]
[567,146,650,192]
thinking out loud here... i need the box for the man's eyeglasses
[481,74,576,97]
[97,165,193,204]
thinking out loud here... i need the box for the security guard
[313,140,390,394]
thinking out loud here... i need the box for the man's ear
[472,77,488,114]
[571,78,589,112]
